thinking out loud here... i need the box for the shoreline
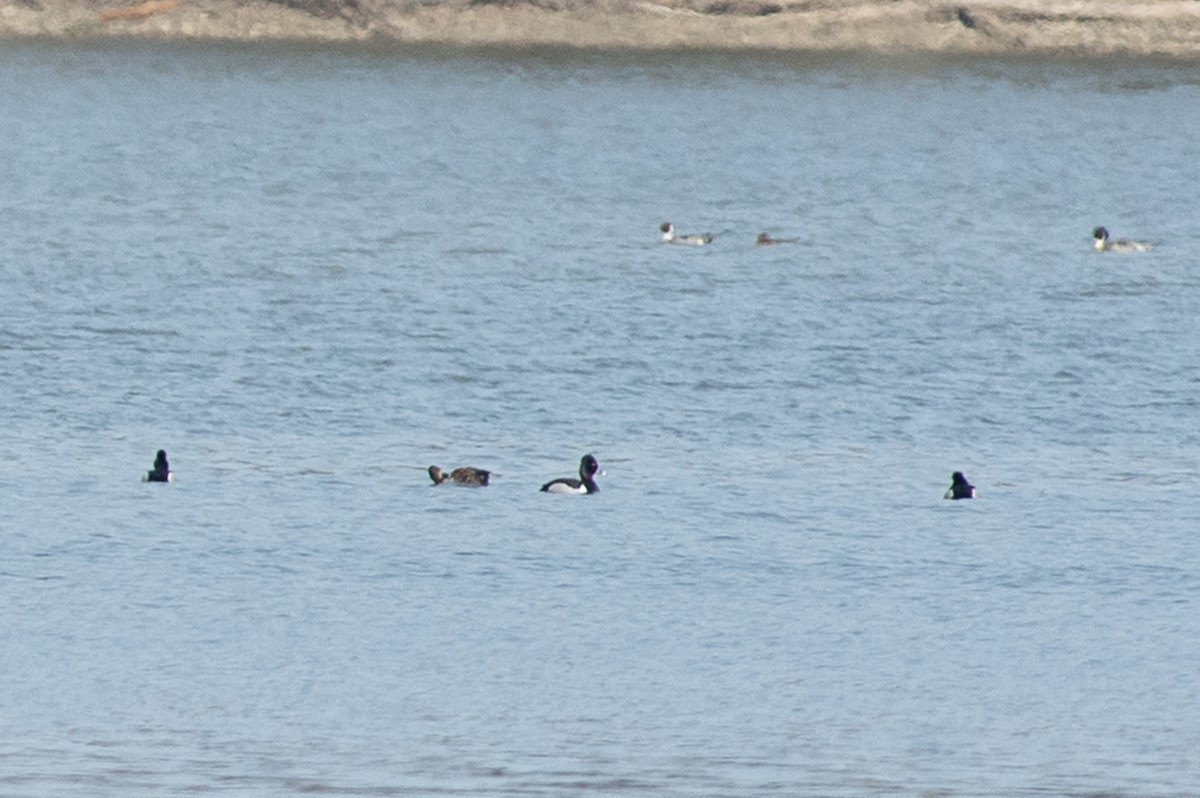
[3,0,1200,58]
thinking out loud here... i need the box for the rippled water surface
[2,40,1200,797]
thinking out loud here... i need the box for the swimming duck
[756,232,797,246]
[540,454,601,494]
[428,465,491,487]
[1093,226,1150,252]
[144,449,173,483]
[660,222,713,246]
[944,471,975,500]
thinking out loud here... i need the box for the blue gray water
[2,40,1199,797]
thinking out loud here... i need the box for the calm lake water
[2,39,1200,797]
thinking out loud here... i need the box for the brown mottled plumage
[428,465,491,486]
[756,232,797,246]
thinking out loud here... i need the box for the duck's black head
[1092,226,1109,241]
[580,454,600,479]
[947,471,975,499]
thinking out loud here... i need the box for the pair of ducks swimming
[663,223,1149,253]
[659,222,795,248]
[144,450,601,494]
[430,453,602,494]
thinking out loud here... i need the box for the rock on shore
[3,0,1200,57]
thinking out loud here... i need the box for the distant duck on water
[944,471,975,500]
[1093,226,1150,252]
[540,454,602,494]
[428,465,491,487]
[144,449,174,483]
[660,222,713,246]
[756,232,797,246]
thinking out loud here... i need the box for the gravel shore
[3,0,1200,58]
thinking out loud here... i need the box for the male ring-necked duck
[1093,226,1150,252]
[540,454,601,494]
[428,465,491,487]
[144,449,173,483]
[944,471,975,500]
[660,222,713,246]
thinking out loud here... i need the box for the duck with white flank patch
[1093,226,1150,252]
[540,454,602,494]
[660,222,713,246]
[944,471,975,500]
[144,449,174,483]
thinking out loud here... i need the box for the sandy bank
[3,0,1200,58]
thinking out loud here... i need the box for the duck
[944,471,975,500]
[143,449,174,483]
[428,465,490,487]
[660,222,713,246]
[756,232,796,246]
[540,454,601,494]
[1093,226,1150,252]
